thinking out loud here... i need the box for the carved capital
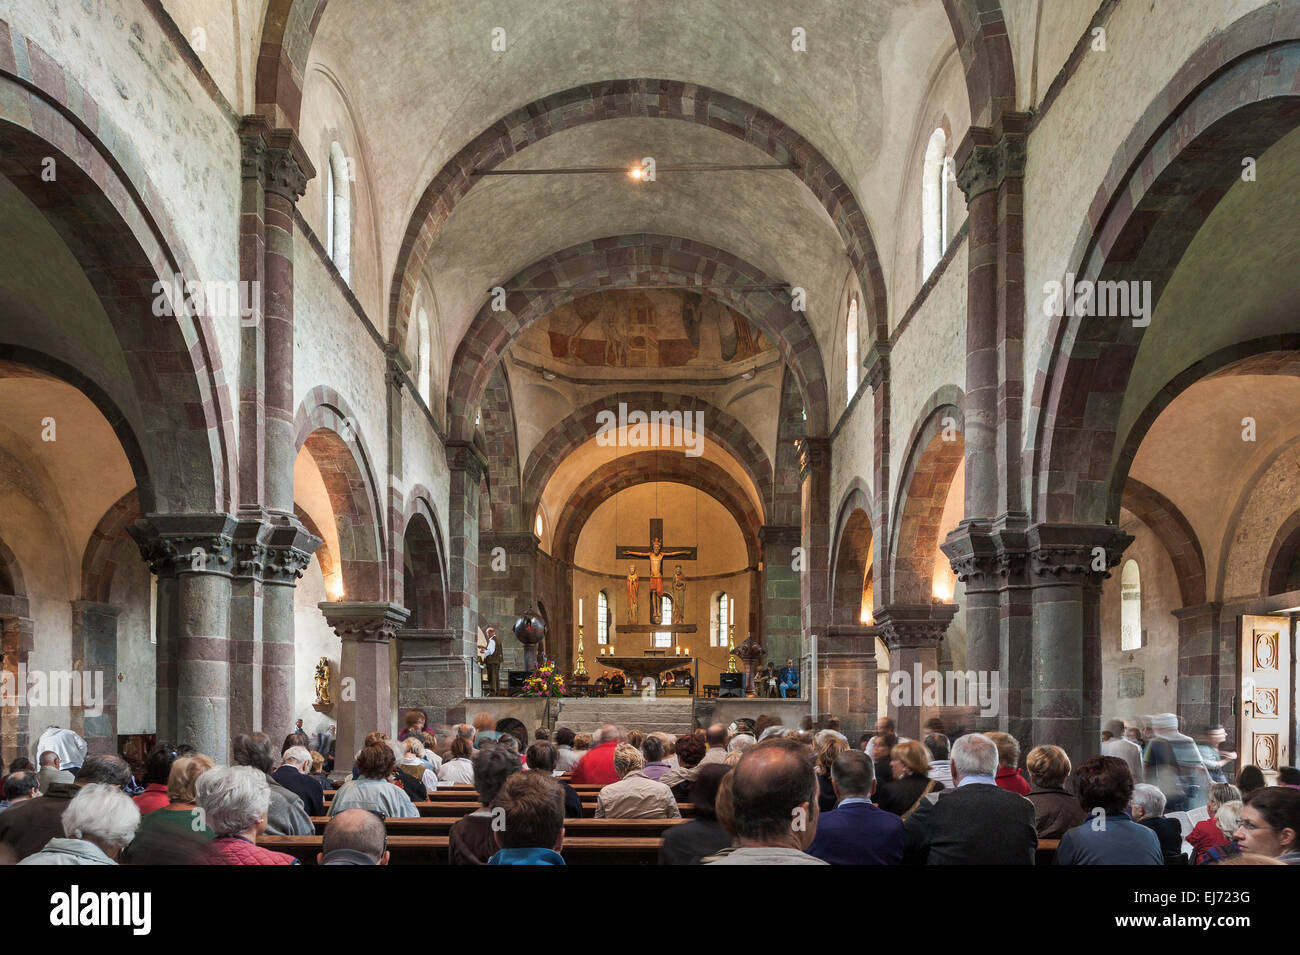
[128,513,239,578]
[875,603,958,651]
[1026,523,1133,584]
[797,437,831,483]
[239,117,315,203]
[318,601,411,643]
[447,440,488,483]
[955,125,1027,202]
[863,341,890,392]
[229,513,320,584]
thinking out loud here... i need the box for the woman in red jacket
[1188,782,1240,860]
[988,732,1032,796]
[195,765,300,865]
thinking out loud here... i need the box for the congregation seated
[661,734,706,801]
[1237,764,1266,796]
[488,772,566,866]
[1187,781,1240,861]
[1197,799,1244,864]
[133,743,178,814]
[570,724,625,785]
[808,750,904,865]
[448,743,521,864]
[924,733,953,789]
[659,764,732,865]
[329,742,419,819]
[1235,786,1300,863]
[525,741,582,818]
[903,733,1036,865]
[594,743,680,820]
[274,745,327,816]
[814,732,849,813]
[122,754,216,864]
[641,734,672,781]
[232,732,313,835]
[398,737,440,794]
[36,751,74,793]
[196,765,299,865]
[319,808,389,865]
[1057,756,1162,865]
[553,727,582,773]
[0,754,132,861]
[705,737,826,865]
[987,732,1031,796]
[398,708,430,742]
[17,783,140,866]
[1130,782,1185,862]
[870,733,897,788]
[875,740,944,818]
[437,735,476,785]
[0,770,39,814]
[1024,745,1085,839]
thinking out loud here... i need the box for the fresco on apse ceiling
[517,289,774,369]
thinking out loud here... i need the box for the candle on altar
[579,597,583,625]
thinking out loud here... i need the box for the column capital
[228,512,321,584]
[954,117,1028,202]
[797,437,831,482]
[128,513,239,578]
[239,116,315,202]
[446,440,489,483]
[318,601,411,643]
[862,340,891,391]
[875,603,958,651]
[942,516,1030,591]
[1026,523,1132,583]
[385,344,412,392]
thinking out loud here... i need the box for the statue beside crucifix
[671,565,687,623]
[626,565,639,623]
[617,520,696,624]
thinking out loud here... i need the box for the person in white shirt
[437,736,476,785]
[924,733,953,789]
[1101,719,1144,783]
[553,727,582,773]
[400,737,439,792]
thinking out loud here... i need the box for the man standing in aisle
[484,626,504,696]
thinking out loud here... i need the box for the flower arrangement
[521,659,567,698]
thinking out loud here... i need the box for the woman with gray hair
[195,766,299,865]
[18,783,140,865]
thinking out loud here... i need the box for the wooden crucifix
[616,518,697,624]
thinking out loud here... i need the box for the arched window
[533,511,544,539]
[654,596,673,647]
[327,142,352,285]
[1120,559,1143,650]
[597,590,609,644]
[845,298,859,402]
[712,591,731,647]
[922,127,949,278]
[416,307,432,404]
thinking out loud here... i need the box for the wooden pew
[259,834,662,865]
[320,800,696,818]
[308,816,684,839]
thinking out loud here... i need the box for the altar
[591,655,697,689]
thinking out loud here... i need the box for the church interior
[1,0,1300,870]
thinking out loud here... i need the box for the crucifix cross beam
[615,519,697,565]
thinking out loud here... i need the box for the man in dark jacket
[273,745,326,816]
[0,754,131,861]
[903,732,1036,865]
[808,750,904,865]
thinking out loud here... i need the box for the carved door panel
[1240,615,1291,784]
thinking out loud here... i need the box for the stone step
[550,698,696,735]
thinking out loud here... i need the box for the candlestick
[579,597,583,625]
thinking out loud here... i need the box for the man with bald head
[319,808,390,865]
[705,738,827,865]
[570,724,625,785]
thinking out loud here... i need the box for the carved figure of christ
[616,519,696,623]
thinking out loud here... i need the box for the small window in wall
[845,298,859,402]
[654,596,673,647]
[416,307,432,404]
[1120,559,1143,650]
[327,142,352,286]
[597,590,609,644]
[922,127,949,278]
[534,511,544,539]
[712,591,731,647]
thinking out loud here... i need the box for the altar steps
[548,697,696,736]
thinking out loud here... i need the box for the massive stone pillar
[479,531,538,672]
[444,441,487,713]
[759,525,801,665]
[69,600,118,755]
[1173,602,1223,733]
[818,624,880,742]
[395,628,458,714]
[319,602,410,768]
[798,438,832,657]
[130,514,238,760]
[231,118,319,738]
[0,598,33,766]
[876,603,959,741]
[1026,523,1130,764]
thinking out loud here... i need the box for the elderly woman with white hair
[18,784,140,865]
[399,736,440,793]
[195,765,300,865]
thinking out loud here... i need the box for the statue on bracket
[314,657,331,706]
[626,565,639,624]
[671,565,687,623]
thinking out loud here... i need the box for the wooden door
[1240,615,1292,784]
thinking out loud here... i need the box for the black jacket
[903,782,1036,865]
[272,765,326,816]
[658,818,732,865]
[0,781,79,860]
